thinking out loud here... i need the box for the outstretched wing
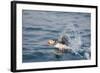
[57,28,70,45]
[59,35,69,46]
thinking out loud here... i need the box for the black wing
[59,35,69,46]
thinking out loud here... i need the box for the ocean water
[22,10,91,63]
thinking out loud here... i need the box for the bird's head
[48,39,56,45]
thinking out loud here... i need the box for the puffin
[48,36,71,53]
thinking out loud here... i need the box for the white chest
[54,43,70,50]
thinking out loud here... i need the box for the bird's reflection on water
[53,48,80,61]
[54,49,63,61]
[53,48,71,61]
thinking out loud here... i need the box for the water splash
[57,23,89,58]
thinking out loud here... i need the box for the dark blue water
[22,10,91,63]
